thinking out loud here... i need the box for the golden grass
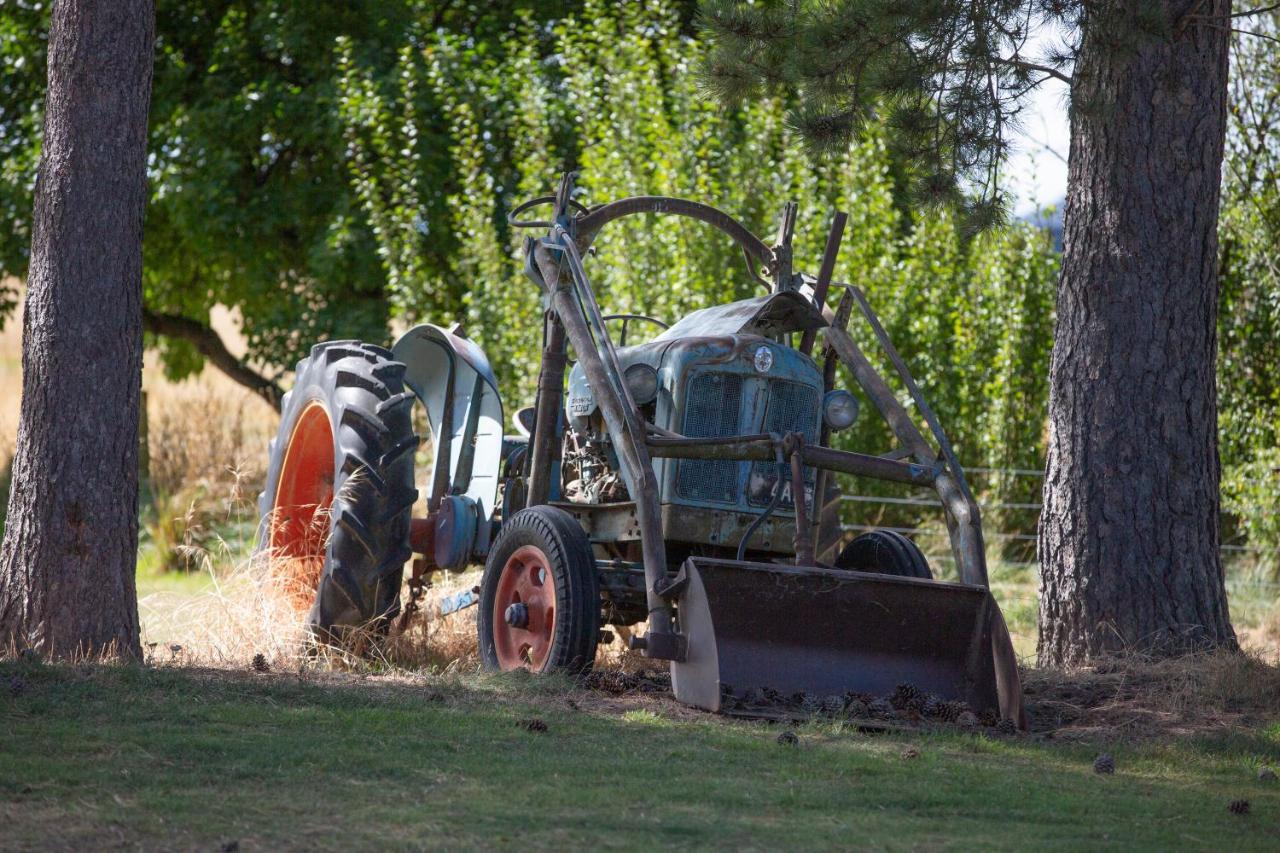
[3,278,1280,732]
[1023,649,1280,739]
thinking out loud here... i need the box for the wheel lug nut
[504,602,529,629]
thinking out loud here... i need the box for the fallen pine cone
[1094,754,1115,775]
[901,746,920,760]
[996,718,1018,736]
[891,682,925,712]
[517,718,548,733]
[955,711,979,729]
[1229,799,1250,815]
[251,653,270,673]
[776,731,798,746]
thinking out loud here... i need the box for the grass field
[2,659,1279,851]
[4,285,1280,848]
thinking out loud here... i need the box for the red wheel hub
[269,402,334,609]
[492,545,558,671]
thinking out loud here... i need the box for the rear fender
[392,325,504,538]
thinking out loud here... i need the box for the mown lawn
[2,661,1278,851]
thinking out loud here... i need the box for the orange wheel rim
[269,402,334,609]
[492,545,558,671]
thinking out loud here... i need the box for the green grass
[2,661,1278,850]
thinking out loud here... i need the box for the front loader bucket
[670,558,1024,726]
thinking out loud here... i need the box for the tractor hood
[566,291,825,419]
[655,290,826,341]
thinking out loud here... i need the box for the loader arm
[509,174,1024,726]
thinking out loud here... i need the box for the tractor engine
[564,332,824,554]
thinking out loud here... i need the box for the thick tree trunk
[1038,1,1237,665]
[0,1,155,658]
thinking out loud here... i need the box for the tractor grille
[676,372,743,503]
[748,380,820,507]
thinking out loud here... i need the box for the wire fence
[837,464,1280,568]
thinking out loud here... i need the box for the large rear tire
[834,530,933,580]
[478,505,600,674]
[258,340,419,640]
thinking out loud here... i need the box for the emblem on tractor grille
[753,345,773,373]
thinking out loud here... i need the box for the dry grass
[1024,649,1280,740]
[3,280,1280,748]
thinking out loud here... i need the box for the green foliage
[0,0,602,376]
[698,0,1083,226]
[1220,18,1280,575]
[340,0,1059,529]
[0,0,45,323]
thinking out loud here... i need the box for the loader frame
[510,174,1021,722]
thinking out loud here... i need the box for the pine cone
[820,695,844,716]
[517,718,548,733]
[1228,799,1250,815]
[1094,753,1115,775]
[921,695,941,718]
[978,709,999,728]
[846,698,871,718]
[956,710,979,728]
[251,653,270,673]
[776,730,798,746]
[996,717,1018,735]
[891,682,925,711]
[868,697,896,719]
[937,700,968,723]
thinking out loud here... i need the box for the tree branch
[994,55,1073,85]
[142,308,283,410]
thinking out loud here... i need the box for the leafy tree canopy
[0,0,610,404]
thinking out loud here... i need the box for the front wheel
[834,530,934,580]
[478,505,600,674]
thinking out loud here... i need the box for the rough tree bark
[0,1,155,658]
[1038,0,1238,665]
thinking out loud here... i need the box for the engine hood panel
[566,333,820,420]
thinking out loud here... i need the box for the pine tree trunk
[0,1,155,658]
[1038,1,1237,665]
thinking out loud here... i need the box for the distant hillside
[1020,201,1064,251]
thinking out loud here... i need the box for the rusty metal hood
[655,291,826,341]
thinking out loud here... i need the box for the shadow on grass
[3,659,1280,850]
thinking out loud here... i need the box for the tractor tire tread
[835,530,933,580]
[259,341,418,641]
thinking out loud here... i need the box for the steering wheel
[602,313,670,346]
[507,195,592,229]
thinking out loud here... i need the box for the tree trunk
[0,1,155,658]
[1038,1,1237,666]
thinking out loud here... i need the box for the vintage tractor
[259,173,1024,725]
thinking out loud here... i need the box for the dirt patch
[1023,650,1280,740]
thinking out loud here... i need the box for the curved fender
[392,325,504,551]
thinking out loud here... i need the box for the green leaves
[339,0,1060,506]
[699,0,1076,226]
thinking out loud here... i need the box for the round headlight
[822,390,859,431]
[624,363,659,405]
